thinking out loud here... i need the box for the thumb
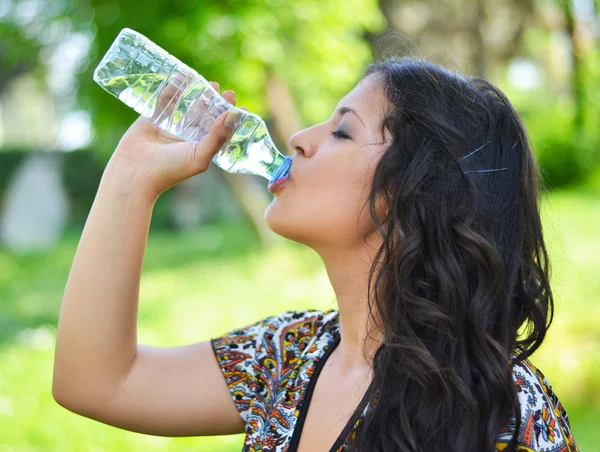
[172,109,243,175]
[210,108,243,153]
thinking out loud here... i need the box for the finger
[238,106,248,111]
[221,90,236,105]
[182,85,224,134]
[209,81,220,92]
[152,75,183,122]
[195,109,242,170]
[213,109,241,146]
[170,108,243,177]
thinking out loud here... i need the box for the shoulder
[495,353,578,451]
[213,308,337,340]
[255,308,339,359]
[209,309,337,424]
[270,308,339,339]
[211,308,339,361]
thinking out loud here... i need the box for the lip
[268,176,290,194]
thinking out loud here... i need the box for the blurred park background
[1,0,599,450]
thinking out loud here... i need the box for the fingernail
[224,110,240,128]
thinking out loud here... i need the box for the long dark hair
[339,57,554,451]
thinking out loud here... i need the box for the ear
[374,193,390,225]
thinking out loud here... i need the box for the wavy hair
[337,57,554,451]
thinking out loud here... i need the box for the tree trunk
[216,68,302,249]
[562,0,585,131]
[264,68,303,155]
[594,0,600,47]
[472,0,486,78]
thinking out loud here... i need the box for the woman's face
[265,73,391,250]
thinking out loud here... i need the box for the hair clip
[460,141,508,175]
[463,167,508,175]
[459,141,492,162]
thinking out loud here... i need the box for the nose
[288,128,315,157]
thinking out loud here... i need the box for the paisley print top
[210,308,578,451]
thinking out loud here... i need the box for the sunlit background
[1,0,599,450]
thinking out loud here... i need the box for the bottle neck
[252,135,290,182]
[211,119,291,182]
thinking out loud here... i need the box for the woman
[53,57,578,451]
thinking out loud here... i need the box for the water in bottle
[92,28,292,190]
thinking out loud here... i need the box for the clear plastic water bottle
[92,27,292,189]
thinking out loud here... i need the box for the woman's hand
[107,81,244,201]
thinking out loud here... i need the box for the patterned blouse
[210,308,578,451]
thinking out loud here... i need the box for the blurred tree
[0,21,36,94]
[82,0,386,154]
[368,0,535,78]
[1,0,386,244]
[3,0,597,224]
[0,0,96,93]
[560,0,585,130]
[76,0,386,244]
[530,0,600,186]
[0,0,96,151]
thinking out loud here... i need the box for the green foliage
[517,97,591,189]
[60,150,105,227]
[0,151,27,200]
[0,190,598,449]
[80,0,386,154]
[512,35,600,190]
[0,149,179,231]
[0,0,95,93]
[0,150,105,229]
[505,55,600,191]
[0,149,107,229]
[0,20,37,72]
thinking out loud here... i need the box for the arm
[52,164,154,404]
[52,84,247,436]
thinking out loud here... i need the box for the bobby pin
[460,141,508,174]
[463,167,508,175]
[459,141,492,162]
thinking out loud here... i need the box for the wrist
[101,158,161,205]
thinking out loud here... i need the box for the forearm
[53,162,156,402]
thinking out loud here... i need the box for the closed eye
[330,130,351,140]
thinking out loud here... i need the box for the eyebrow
[336,105,365,127]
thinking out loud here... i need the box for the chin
[265,201,290,236]
[264,203,310,245]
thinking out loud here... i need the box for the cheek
[265,147,383,243]
[265,186,348,230]
[307,166,364,219]
[265,175,373,245]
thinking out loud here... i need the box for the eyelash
[330,130,350,140]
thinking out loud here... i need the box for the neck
[318,233,384,377]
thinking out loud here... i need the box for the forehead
[338,74,388,122]
[337,73,390,144]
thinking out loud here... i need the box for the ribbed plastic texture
[93,27,291,183]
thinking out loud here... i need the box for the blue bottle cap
[269,156,292,184]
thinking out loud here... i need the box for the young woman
[53,57,578,451]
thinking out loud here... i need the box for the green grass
[0,189,598,450]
